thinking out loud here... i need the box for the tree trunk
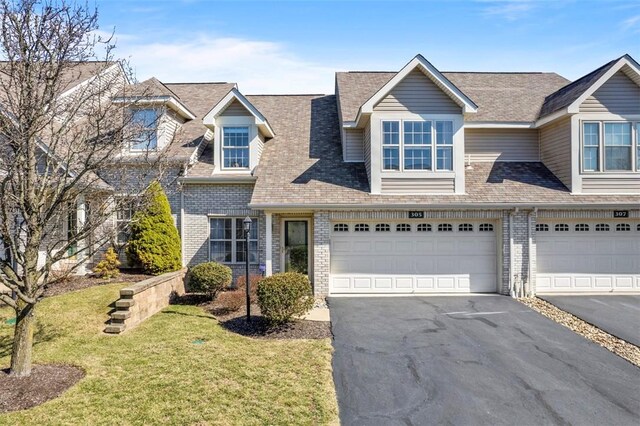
[9,300,36,377]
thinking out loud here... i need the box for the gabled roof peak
[202,87,275,138]
[352,54,478,125]
[538,54,640,122]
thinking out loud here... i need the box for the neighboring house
[21,54,640,297]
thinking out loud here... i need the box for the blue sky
[96,0,640,94]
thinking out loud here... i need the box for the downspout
[525,208,537,298]
[509,208,519,298]
[180,164,187,268]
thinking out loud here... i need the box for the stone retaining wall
[104,269,187,334]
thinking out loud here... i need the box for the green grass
[0,285,338,425]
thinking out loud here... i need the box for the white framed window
[382,121,400,170]
[582,122,600,171]
[333,223,349,232]
[396,224,411,232]
[458,223,473,232]
[354,224,370,232]
[116,199,135,245]
[223,127,250,169]
[536,224,549,232]
[130,109,158,151]
[381,119,454,172]
[595,224,610,231]
[582,121,639,173]
[375,223,390,232]
[479,223,494,232]
[417,223,432,232]
[403,121,432,170]
[575,224,589,232]
[436,121,454,171]
[555,224,569,232]
[605,122,632,171]
[209,217,258,264]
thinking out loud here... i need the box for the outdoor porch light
[243,216,252,321]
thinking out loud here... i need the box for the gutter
[179,176,257,184]
[247,201,640,211]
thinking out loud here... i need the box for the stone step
[115,299,135,309]
[104,323,125,334]
[110,311,131,321]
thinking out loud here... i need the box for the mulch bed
[173,291,332,340]
[43,269,150,297]
[0,365,85,413]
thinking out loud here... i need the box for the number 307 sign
[613,210,629,218]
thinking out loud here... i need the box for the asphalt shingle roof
[336,71,570,123]
[250,94,640,207]
[538,57,620,118]
[162,82,235,161]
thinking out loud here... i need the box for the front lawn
[0,284,338,425]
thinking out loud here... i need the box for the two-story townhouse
[30,54,638,299]
[174,54,639,298]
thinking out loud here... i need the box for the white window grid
[381,119,454,172]
[396,224,411,232]
[333,223,349,232]
[555,224,569,232]
[354,224,370,232]
[458,223,473,232]
[479,223,494,232]
[581,121,639,173]
[375,224,390,232]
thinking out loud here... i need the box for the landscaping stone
[519,297,640,367]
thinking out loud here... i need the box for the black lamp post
[243,216,252,322]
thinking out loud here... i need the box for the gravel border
[519,297,640,367]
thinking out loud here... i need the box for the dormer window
[223,126,250,169]
[582,121,639,172]
[130,109,158,151]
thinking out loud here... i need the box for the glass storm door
[284,220,308,274]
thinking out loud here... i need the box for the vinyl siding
[363,123,371,185]
[256,132,265,161]
[465,128,539,162]
[380,177,455,194]
[581,177,640,194]
[579,71,640,114]
[220,99,252,116]
[158,110,182,150]
[344,129,364,162]
[539,117,572,189]
[374,69,461,114]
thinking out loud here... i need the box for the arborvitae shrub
[126,181,181,274]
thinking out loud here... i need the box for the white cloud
[622,15,640,32]
[480,0,535,21]
[113,35,341,94]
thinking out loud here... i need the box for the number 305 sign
[408,211,425,219]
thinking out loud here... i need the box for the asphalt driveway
[540,295,640,346]
[329,296,640,426]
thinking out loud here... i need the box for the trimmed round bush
[188,262,232,300]
[256,272,313,325]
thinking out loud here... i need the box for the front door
[284,220,309,274]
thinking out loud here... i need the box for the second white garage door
[537,220,640,293]
[329,221,497,294]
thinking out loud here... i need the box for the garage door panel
[537,221,640,293]
[329,221,497,294]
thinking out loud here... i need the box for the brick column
[313,211,330,297]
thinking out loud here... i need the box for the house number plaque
[613,210,629,218]
[408,211,425,219]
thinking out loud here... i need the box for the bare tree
[0,0,168,376]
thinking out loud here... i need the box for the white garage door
[537,221,640,293]
[329,221,497,294]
